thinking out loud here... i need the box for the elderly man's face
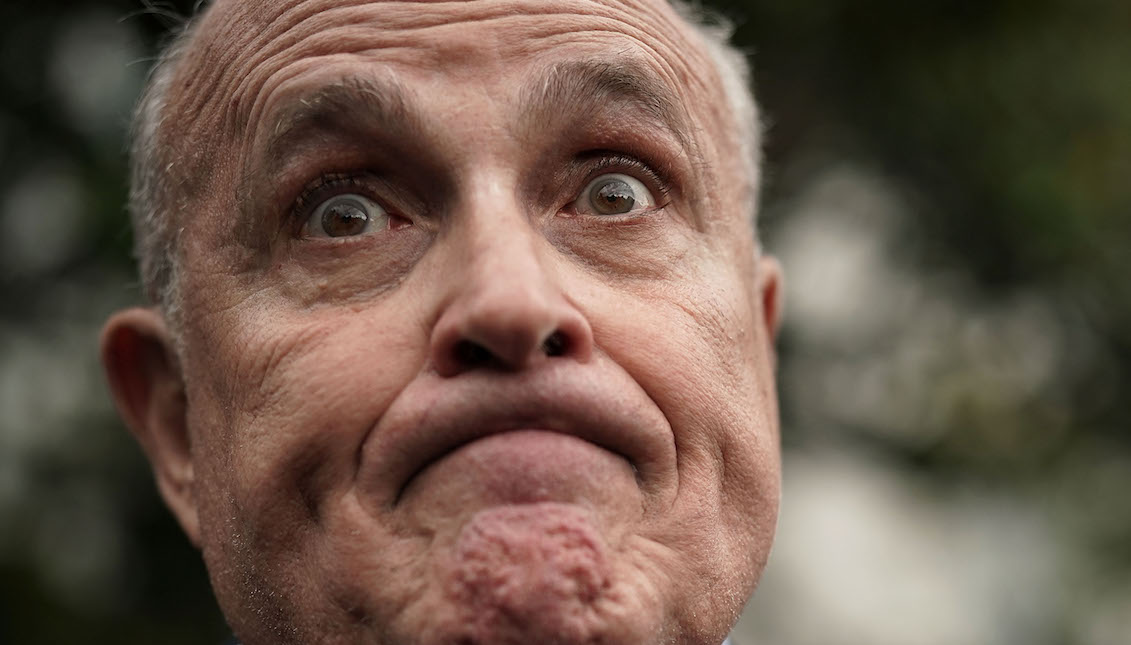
[103,0,782,643]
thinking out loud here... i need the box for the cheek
[590,262,779,518]
[185,301,425,536]
[182,296,440,641]
[584,261,781,619]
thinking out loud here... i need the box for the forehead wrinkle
[215,2,588,135]
[175,0,309,132]
[223,6,421,131]
[190,0,716,136]
[524,0,721,96]
[172,1,402,163]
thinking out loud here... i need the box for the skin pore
[100,1,783,644]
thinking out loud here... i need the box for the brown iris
[319,197,371,237]
[590,178,637,215]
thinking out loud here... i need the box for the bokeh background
[1,0,1128,643]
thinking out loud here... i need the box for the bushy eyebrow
[256,57,696,169]
[260,75,424,168]
[520,58,698,160]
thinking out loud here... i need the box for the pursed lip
[358,358,675,509]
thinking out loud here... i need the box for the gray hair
[129,21,196,313]
[128,0,762,313]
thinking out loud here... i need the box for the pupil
[593,179,635,215]
[322,199,369,237]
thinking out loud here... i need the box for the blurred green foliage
[0,0,1127,643]
[723,0,1130,467]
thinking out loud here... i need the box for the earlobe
[100,308,201,546]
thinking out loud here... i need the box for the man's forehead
[200,0,689,29]
[188,0,703,65]
[174,0,717,127]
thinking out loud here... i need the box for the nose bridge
[429,181,593,375]
[462,203,551,306]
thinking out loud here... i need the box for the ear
[101,308,201,546]
[756,255,784,342]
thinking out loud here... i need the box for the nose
[429,213,593,377]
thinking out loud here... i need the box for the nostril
[455,340,493,367]
[542,331,567,357]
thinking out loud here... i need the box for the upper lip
[358,359,673,508]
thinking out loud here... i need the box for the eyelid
[567,153,671,217]
[580,153,670,199]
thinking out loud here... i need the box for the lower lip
[398,430,639,512]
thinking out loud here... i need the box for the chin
[386,503,667,645]
[213,498,745,645]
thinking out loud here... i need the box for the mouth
[358,362,674,512]
[396,428,638,507]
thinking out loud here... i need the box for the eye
[574,173,656,216]
[304,193,389,238]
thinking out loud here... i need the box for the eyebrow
[260,75,424,168]
[520,58,698,159]
[247,56,700,215]
[259,57,696,166]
